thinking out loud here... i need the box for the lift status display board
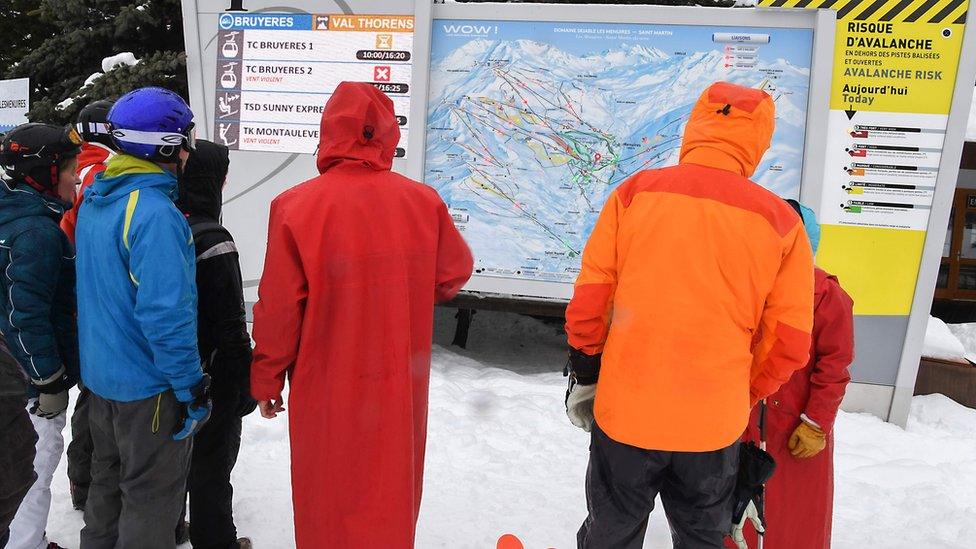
[181,0,425,299]
[212,12,414,157]
[413,4,836,299]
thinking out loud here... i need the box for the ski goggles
[65,126,83,147]
[75,121,112,137]
[110,122,197,152]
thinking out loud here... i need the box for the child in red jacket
[730,201,854,549]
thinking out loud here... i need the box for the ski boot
[175,520,190,545]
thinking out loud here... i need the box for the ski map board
[213,12,414,157]
[427,21,813,287]
[414,4,835,300]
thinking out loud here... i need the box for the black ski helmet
[0,123,83,193]
[76,99,116,149]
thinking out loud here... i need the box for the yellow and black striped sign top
[756,0,969,25]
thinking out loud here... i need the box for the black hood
[179,139,229,220]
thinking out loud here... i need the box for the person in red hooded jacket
[62,100,116,243]
[61,99,116,512]
[729,201,853,549]
[250,81,473,548]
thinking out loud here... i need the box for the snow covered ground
[44,310,976,548]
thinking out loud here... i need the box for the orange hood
[316,81,400,174]
[678,82,775,178]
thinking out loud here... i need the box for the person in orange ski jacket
[250,81,473,548]
[729,202,854,549]
[565,81,814,549]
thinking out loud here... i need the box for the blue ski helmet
[786,199,821,257]
[108,87,195,162]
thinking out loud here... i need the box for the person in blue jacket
[75,87,211,549]
[0,123,82,549]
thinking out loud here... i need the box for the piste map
[425,20,814,287]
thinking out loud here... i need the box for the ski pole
[758,399,767,549]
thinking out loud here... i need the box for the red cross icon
[374,66,391,82]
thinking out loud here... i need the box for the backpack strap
[188,220,236,262]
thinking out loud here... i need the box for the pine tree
[0,1,59,77]
[3,0,187,125]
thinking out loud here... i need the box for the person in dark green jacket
[0,123,82,549]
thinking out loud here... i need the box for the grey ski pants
[80,391,190,549]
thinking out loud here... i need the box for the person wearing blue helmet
[74,87,211,549]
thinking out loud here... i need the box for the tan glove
[31,391,69,419]
[788,420,826,459]
[566,383,596,432]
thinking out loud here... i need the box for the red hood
[78,142,113,171]
[815,267,837,299]
[316,82,400,174]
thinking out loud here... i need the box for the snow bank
[41,311,976,548]
[947,322,976,363]
[923,315,967,362]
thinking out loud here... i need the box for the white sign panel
[0,78,29,133]
[212,12,413,157]
[821,110,946,230]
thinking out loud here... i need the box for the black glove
[564,348,601,432]
[30,366,75,419]
[564,348,601,385]
[236,390,258,417]
[32,365,75,394]
[731,441,776,525]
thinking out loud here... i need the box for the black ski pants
[185,386,243,549]
[578,424,738,549]
[67,385,94,507]
[0,396,37,547]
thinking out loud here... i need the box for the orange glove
[788,420,826,459]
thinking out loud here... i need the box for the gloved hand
[566,382,596,432]
[174,374,212,441]
[30,365,74,419]
[31,390,69,419]
[730,499,765,549]
[788,419,826,459]
[236,391,258,417]
[564,348,601,432]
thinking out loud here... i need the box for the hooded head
[786,199,821,256]
[679,82,775,178]
[178,139,230,220]
[316,81,400,174]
